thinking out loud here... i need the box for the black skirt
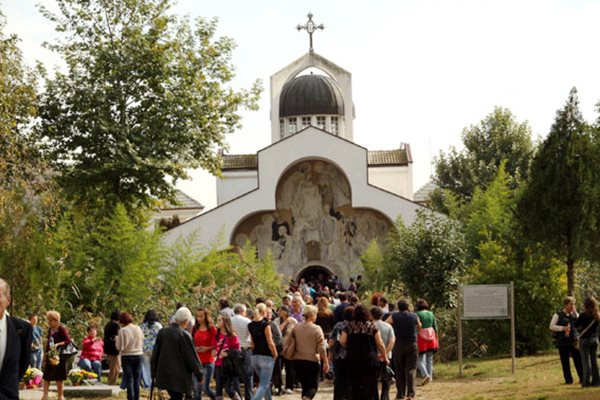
[43,357,68,381]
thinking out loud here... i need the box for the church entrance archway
[296,265,333,287]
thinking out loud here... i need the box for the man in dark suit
[151,307,202,400]
[0,278,33,400]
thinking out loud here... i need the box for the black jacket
[151,323,203,395]
[0,316,32,400]
[103,320,120,355]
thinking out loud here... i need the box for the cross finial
[297,12,324,53]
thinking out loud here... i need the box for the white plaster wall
[216,170,258,205]
[163,128,423,249]
[368,165,414,200]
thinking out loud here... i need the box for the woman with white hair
[248,303,278,400]
[152,307,203,400]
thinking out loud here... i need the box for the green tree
[361,240,386,292]
[38,0,261,214]
[519,88,597,295]
[0,11,60,312]
[386,210,466,308]
[435,107,534,204]
[463,165,563,354]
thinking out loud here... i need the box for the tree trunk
[566,257,575,296]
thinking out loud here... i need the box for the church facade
[164,26,423,284]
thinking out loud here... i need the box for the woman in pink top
[193,307,217,399]
[78,322,104,381]
[214,315,241,400]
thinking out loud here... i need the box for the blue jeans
[121,355,143,400]
[251,355,275,400]
[193,362,216,399]
[417,350,434,380]
[580,337,600,387]
[234,348,254,400]
[79,358,102,381]
[215,365,237,398]
[141,352,152,388]
[31,349,43,370]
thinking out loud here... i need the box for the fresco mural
[231,160,393,281]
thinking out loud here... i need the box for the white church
[164,14,424,284]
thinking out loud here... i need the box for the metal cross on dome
[297,12,324,53]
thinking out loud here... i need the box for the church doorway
[296,265,333,288]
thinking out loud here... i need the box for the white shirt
[231,315,252,348]
[0,313,7,372]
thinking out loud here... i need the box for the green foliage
[360,240,386,292]
[156,239,284,319]
[519,88,598,295]
[463,166,563,355]
[0,11,61,313]
[385,210,466,308]
[38,0,262,214]
[435,107,534,203]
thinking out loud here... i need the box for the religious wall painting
[231,160,392,279]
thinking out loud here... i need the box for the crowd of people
[2,274,600,400]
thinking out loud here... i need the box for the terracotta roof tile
[222,154,258,170]
[367,149,410,166]
[221,147,411,171]
[163,190,204,210]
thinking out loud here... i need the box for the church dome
[279,74,345,118]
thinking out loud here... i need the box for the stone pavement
[20,385,122,399]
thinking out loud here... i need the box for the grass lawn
[416,352,600,400]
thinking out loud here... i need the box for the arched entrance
[296,265,333,288]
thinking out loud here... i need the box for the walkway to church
[20,381,455,400]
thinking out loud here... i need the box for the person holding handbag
[42,310,71,400]
[415,299,438,385]
[575,297,600,387]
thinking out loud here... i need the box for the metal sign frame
[457,282,516,377]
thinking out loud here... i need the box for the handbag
[282,328,296,360]
[417,327,439,353]
[574,320,596,350]
[59,342,78,360]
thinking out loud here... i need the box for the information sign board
[462,284,510,319]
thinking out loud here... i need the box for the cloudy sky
[4,0,600,209]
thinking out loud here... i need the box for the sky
[4,0,600,210]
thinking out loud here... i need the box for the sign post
[458,282,515,376]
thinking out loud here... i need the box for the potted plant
[68,369,97,386]
[47,347,60,366]
[22,368,44,389]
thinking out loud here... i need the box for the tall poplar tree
[519,88,596,295]
[38,0,261,214]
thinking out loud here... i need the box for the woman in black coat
[151,307,203,400]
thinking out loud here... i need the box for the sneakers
[421,376,431,386]
[284,388,294,395]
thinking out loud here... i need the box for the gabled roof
[162,190,204,210]
[413,181,438,203]
[222,147,412,171]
